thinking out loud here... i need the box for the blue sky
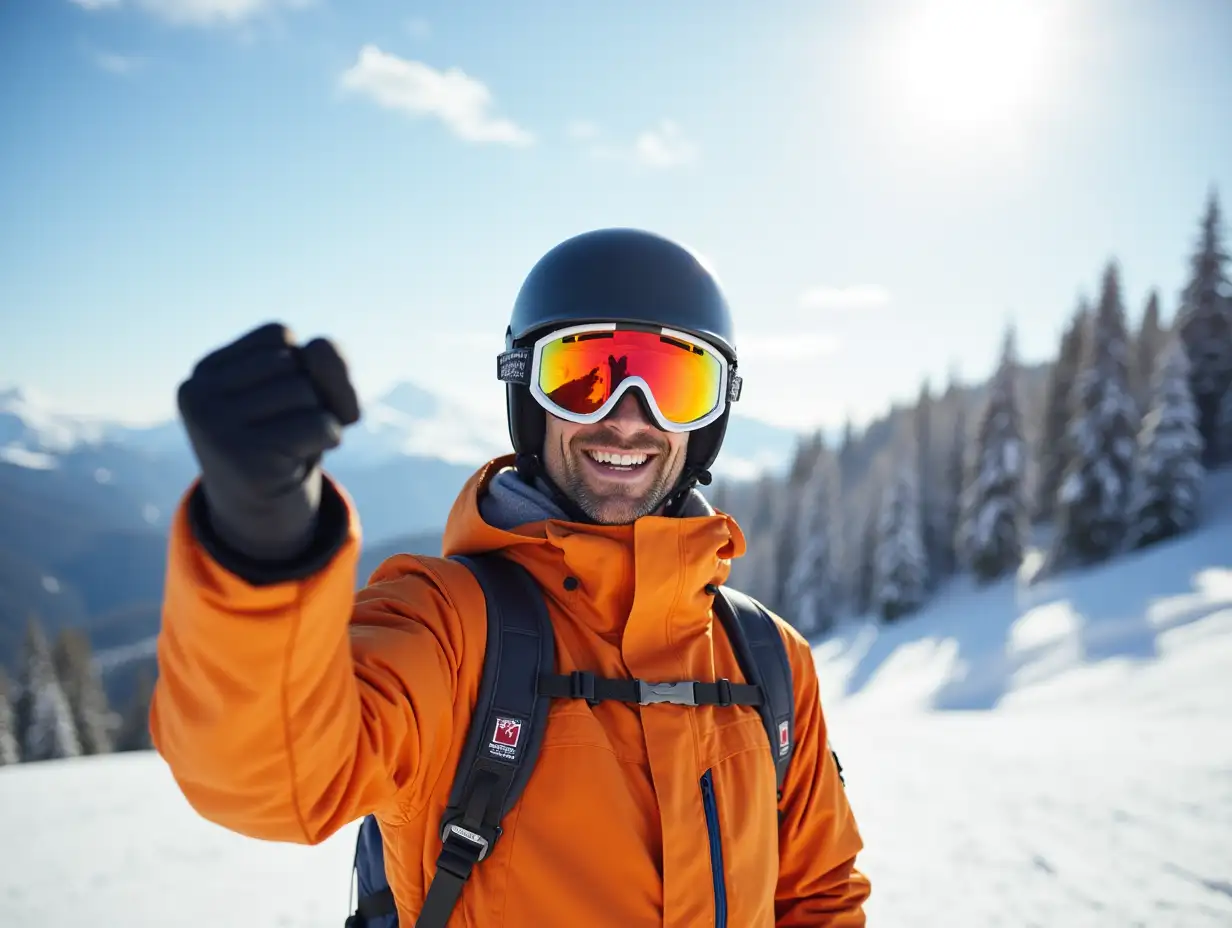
[1,0,1229,433]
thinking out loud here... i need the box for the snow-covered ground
[2,476,1231,926]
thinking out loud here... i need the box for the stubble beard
[560,436,680,525]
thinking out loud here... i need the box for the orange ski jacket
[150,455,870,926]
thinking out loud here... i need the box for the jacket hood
[441,455,747,639]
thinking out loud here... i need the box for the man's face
[542,390,689,524]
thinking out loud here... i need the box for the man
[151,228,870,926]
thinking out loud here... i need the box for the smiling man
[150,227,870,927]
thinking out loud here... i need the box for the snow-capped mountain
[331,382,511,468]
[0,387,109,468]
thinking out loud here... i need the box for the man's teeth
[587,450,649,467]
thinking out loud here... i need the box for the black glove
[176,322,361,584]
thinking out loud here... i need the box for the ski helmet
[500,227,741,506]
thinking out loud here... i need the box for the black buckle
[716,678,733,707]
[569,670,597,705]
[638,681,697,706]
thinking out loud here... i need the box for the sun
[880,0,1067,153]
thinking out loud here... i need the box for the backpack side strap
[712,587,796,793]
[413,553,556,928]
[537,672,763,707]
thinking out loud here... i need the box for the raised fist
[177,322,360,572]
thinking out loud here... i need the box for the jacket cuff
[187,477,352,586]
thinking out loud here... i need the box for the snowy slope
[2,478,1231,926]
[813,470,1232,718]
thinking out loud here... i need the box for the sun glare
[881,0,1066,155]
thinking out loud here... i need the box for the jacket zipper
[700,769,728,928]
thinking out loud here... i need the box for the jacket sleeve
[149,478,482,845]
[774,623,871,926]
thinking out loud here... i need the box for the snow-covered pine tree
[1219,386,1232,466]
[958,325,1028,582]
[854,492,880,617]
[1174,188,1232,466]
[52,628,116,755]
[913,380,941,589]
[873,465,928,621]
[783,451,841,635]
[788,430,825,488]
[1035,300,1088,521]
[14,616,81,762]
[0,667,20,766]
[1133,289,1164,413]
[1048,261,1141,569]
[1127,334,1205,548]
[938,381,968,579]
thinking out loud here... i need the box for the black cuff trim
[187,478,351,586]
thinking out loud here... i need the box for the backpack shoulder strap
[345,552,555,928]
[414,552,555,928]
[712,587,795,793]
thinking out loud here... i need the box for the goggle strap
[728,374,742,403]
[497,347,533,385]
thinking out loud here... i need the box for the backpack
[344,552,797,928]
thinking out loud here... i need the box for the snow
[3,476,1232,925]
[814,469,1232,926]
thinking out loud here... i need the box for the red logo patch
[778,720,791,753]
[493,718,522,748]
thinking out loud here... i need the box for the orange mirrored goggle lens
[538,329,723,425]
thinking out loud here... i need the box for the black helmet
[501,227,740,509]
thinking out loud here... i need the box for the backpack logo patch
[778,720,791,756]
[488,717,524,762]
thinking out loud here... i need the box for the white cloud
[632,119,697,168]
[738,332,842,361]
[405,17,431,39]
[339,45,534,147]
[566,120,602,141]
[93,51,144,74]
[798,285,891,313]
[69,0,310,26]
[574,119,698,169]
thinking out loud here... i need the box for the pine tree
[14,616,81,762]
[1174,188,1232,466]
[1133,289,1164,413]
[1048,262,1141,569]
[116,664,156,752]
[914,380,940,588]
[52,629,116,755]
[959,326,1028,582]
[1219,388,1232,466]
[788,430,825,488]
[938,388,967,579]
[783,452,841,635]
[1127,335,1205,548]
[1035,300,1088,521]
[854,494,880,617]
[0,667,20,766]
[873,466,928,621]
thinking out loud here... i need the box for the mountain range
[0,382,803,675]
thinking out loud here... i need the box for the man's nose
[602,390,656,434]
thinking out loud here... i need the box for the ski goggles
[497,322,741,432]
